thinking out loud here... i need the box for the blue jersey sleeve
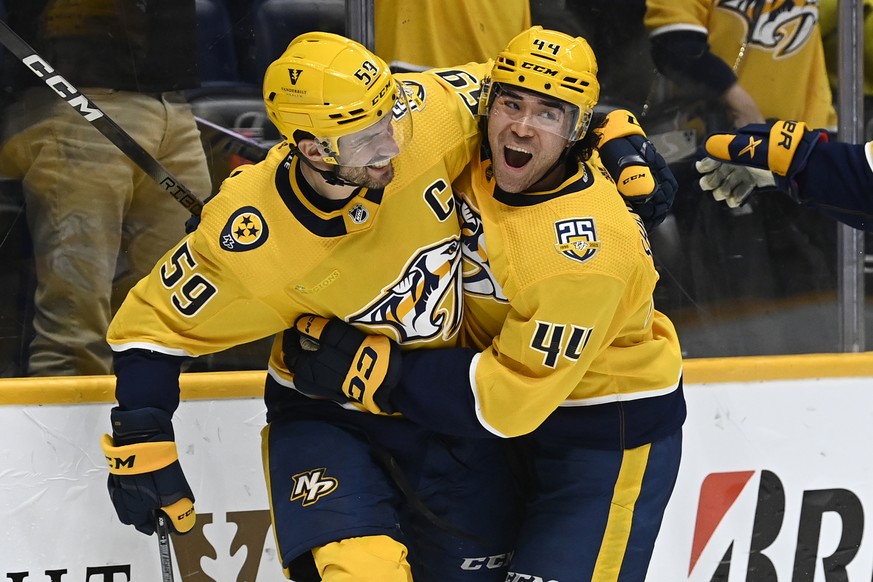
[796,141,873,231]
[113,349,187,413]
[391,347,498,439]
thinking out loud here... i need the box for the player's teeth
[371,160,389,168]
[507,146,531,155]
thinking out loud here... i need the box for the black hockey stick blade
[156,513,176,582]
[0,18,205,217]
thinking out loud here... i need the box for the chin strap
[291,147,363,188]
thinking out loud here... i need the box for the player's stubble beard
[334,162,395,190]
[488,122,567,194]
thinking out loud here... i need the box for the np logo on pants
[290,468,338,506]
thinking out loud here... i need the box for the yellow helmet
[264,32,409,166]
[480,26,600,141]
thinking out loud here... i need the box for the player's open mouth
[369,159,390,169]
[503,145,532,168]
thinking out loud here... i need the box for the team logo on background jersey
[554,218,600,264]
[348,237,463,343]
[394,80,426,119]
[718,0,818,58]
[220,206,269,252]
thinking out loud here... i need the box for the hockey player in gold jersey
[99,32,523,582]
[289,27,686,581]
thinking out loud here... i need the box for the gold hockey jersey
[107,64,489,397]
[454,152,685,441]
[646,0,836,128]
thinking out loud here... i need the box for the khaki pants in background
[0,87,211,376]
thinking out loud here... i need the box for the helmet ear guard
[479,26,600,142]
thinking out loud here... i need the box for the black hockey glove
[101,407,195,535]
[596,109,678,230]
[697,120,827,207]
[284,315,402,415]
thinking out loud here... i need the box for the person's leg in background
[114,92,211,312]
[1,88,141,375]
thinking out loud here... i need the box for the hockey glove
[101,407,195,536]
[286,315,402,414]
[596,109,678,230]
[698,120,828,206]
[695,157,777,208]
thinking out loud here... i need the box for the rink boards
[3,355,873,582]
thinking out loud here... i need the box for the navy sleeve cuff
[795,140,873,231]
[113,348,186,414]
[392,347,497,439]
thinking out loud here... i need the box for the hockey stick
[0,18,205,217]
[194,116,270,163]
[156,514,176,582]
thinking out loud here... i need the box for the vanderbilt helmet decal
[554,217,601,264]
[220,206,269,252]
[348,237,463,343]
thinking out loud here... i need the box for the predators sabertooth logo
[718,0,819,58]
[554,218,601,264]
[349,237,463,343]
[458,192,506,302]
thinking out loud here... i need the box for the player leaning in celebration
[288,27,686,581]
[99,32,524,582]
[697,120,873,231]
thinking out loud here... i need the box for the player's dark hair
[568,110,607,163]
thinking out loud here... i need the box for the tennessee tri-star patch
[554,217,601,264]
[220,206,269,251]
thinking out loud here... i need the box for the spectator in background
[635,0,840,360]
[645,0,836,129]
[0,1,212,376]
[375,0,531,71]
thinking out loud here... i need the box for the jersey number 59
[160,241,218,317]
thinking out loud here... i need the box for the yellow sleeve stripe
[101,434,179,475]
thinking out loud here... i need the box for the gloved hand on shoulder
[596,109,678,230]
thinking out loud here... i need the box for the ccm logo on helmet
[371,80,391,106]
[521,61,558,76]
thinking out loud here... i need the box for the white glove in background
[695,157,776,208]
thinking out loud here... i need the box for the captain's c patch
[220,206,269,251]
[554,217,600,264]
